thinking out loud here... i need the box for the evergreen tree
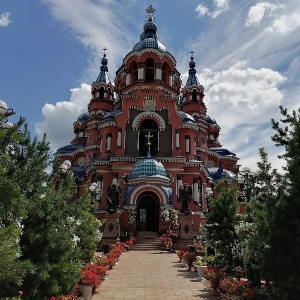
[1,118,100,299]
[245,148,284,289]
[20,176,82,299]
[203,178,238,269]
[0,118,33,296]
[265,106,300,298]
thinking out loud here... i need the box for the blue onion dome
[131,148,167,178]
[133,5,167,52]
[204,115,217,125]
[177,111,197,124]
[208,162,236,180]
[208,167,236,180]
[77,112,89,123]
[56,144,85,154]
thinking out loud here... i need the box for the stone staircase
[131,231,163,251]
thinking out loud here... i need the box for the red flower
[18,291,23,296]
[79,268,101,287]
[176,249,185,259]
[203,265,226,280]
[220,276,253,299]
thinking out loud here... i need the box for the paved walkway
[92,247,221,300]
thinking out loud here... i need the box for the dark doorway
[137,194,158,232]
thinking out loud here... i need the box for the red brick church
[54,5,239,242]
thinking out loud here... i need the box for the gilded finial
[145,5,156,22]
[146,131,153,146]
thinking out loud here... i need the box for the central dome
[131,148,167,178]
[133,5,167,53]
[131,157,166,177]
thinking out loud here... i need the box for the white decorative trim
[132,111,166,131]
[128,184,168,205]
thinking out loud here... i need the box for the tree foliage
[265,106,300,298]
[203,178,238,269]
[0,118,100,299]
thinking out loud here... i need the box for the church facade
[54,6,239,237]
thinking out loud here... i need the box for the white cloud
[245,2,284,27]
[35,83,91,151]
[41,0,137,81]
[193,61,287,171]
[195,0,229,18]
[0,12,12,27]
[265,9,300,34]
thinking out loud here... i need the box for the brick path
[92,248,221,300]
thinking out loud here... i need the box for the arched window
[192,89,197,102]
[99,87,104,99]
[162,63,169,84]
[139,119,158,156]
[145,59,154,82]
[132,62,138,83]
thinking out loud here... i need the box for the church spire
[94,48,110,83]
[185,51,200,86]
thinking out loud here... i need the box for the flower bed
[203,265,226,280]
[219,276,254,299]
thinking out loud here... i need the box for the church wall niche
[159,124,172,156]
[125,122,139,155]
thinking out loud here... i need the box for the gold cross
[146,132,153,146]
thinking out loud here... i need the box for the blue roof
[94,53,110,84]
[204,115,217,125]
[177,111,197,124]
[208,167,236,180]
[56,144,85,154]
[72,166,86,178]
[185,55,200,87]
[100,110,121,123]
[209,148,236,157]
[77,112,89,123]
[131,158,167,177]
[130,147,167,178]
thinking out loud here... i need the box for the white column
[138,67,144,80]
[175,131,180,148]
[126,73,131,86]
[185,136,190,153]
[107,135,112,151]
[117,130,122,147]
[193,179,199,203]
[156,68,162,81]
[169,74,173,86]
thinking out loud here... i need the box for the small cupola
[181,51,205,104]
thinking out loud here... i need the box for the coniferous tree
[203,178,238,270]
[245,148,284,289]
[0,118,33,296]
[1,118,100,299]
[265,106,300,298]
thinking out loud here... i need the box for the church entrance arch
[136,193,159,232]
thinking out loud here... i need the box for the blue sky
[1,0,300,172]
